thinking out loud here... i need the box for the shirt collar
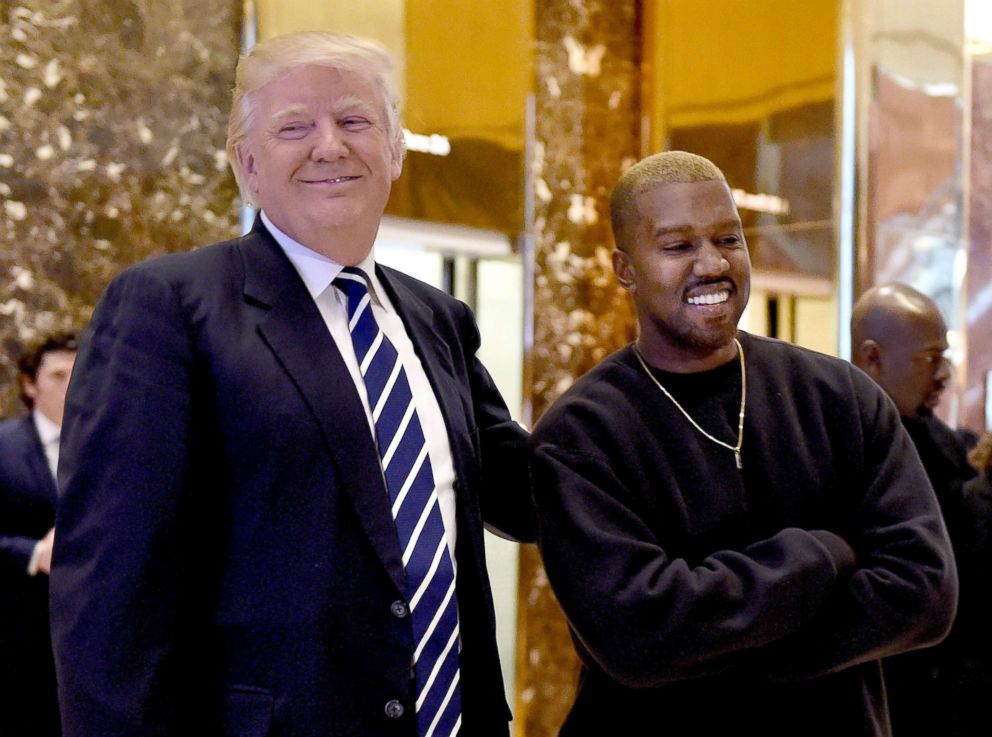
[32,409,60,445]
[261,211,384,306]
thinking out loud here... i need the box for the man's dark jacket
[50,223,534,737]
[0,414,61,736]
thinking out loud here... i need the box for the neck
[262,212,379,266]
[636,332,741,373]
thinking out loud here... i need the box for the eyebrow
[269,97,379,124]
[653,219,742,238]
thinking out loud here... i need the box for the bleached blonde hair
[610,151,727,251]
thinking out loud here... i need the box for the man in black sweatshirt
[530,151,957,737]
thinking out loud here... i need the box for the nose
[694,240,730,277]
[311,122,348,162]
[933,355,951,383]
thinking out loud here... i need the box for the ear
[855,340,883,377]
[236,145,260,193]
[390,136,404,182]
[20,376,38,402]
[613,249,636,293]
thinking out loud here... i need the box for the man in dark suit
[852,283,978,737]
[50,31,533,737]
[1,331,77,737]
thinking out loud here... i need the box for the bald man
[852,282,978,737]
[852,283,974,506]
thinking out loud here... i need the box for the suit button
[390,600,409,618]
[385,700,405,719]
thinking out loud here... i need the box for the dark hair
[17,331,79,408]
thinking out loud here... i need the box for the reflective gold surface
[645,0,840,284]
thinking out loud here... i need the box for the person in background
[851,282,978,737]
[529,150,956,737]
[0,331,77,737]
[50,32,533,737]
[939,431,992,736]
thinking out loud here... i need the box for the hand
[35,528,55,575]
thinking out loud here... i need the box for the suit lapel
[22,416,58,502]
[238,225,407,594]
[376,267,475,490]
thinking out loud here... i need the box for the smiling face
[613,179,751,372]
[237,64,402,262]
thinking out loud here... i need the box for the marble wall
[0,0,242,415]
[516,1,640,735]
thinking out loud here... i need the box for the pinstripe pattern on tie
[335,267,462,737]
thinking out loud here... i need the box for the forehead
[632,179,740,233]
[37,350,75,373]
[254,64,381,118]
[906,314,949,351]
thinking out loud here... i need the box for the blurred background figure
[851,283,978,737]
[942,431,992,736]
[0,332,77,737]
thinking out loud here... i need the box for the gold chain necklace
[633,337,747,469]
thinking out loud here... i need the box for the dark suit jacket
[0,415,61,737]
[50,223,534,737]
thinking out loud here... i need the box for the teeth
[687,291,729,306]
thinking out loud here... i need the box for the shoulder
[378,264,467,314]
[742,332,880,398]
[742,332,847,374]
[0,417,34,475]
[0,415,28,444]
[532,347,640,444]
[117,233,246,289]
[93,232,260,326]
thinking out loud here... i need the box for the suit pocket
[223,685,274,737]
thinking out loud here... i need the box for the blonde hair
[968,431,992,474]
[610,151,727,251]
[226,31,404,206]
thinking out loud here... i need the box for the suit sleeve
[0,531,39,576]
[0,429,51,576]
[457,301,536,543]
[50,265,203,736]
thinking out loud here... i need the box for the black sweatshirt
[531,331,957,737]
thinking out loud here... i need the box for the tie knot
[334,266,371,309]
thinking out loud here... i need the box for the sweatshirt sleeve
[531,429,859,688]
[530,359,957,687]
[757,369,958,679]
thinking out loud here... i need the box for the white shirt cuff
[27,540,44,576]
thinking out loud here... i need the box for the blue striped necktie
[335,266,462,737]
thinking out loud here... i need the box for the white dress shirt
[262,212,458,556]
[32,409,60,483]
